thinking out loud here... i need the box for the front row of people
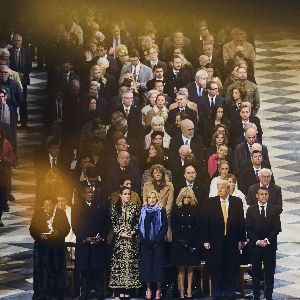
[30,180,281,300]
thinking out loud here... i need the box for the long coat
[203,196,246,277]
[72,201,110,271]
[0,138,16,186]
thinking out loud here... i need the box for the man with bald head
[203,180,246,298]
[234,126,269,179]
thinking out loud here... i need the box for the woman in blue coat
[139,190,168,300]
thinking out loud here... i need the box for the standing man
[9,33,32,129]
[246,187,281,300]
[203,180,246,299]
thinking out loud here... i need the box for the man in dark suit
[166,91,198,131]
[166,55,190,93]
[184,69,208,104]
[169,119,205,171]
[234,127,269,178]
[247,168,283,213]
[198,81,224,121]
[144,47,168,73]
[230,101,263,147]
[9,33,31,128]
[72,185,110,300]
[202,43,223,79]
[203,180,246,299]
[239,150,273,195]
[246,186,281,300]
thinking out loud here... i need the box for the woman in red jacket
[0,128,16,226]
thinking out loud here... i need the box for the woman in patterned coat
[109,186,141,298]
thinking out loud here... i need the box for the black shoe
[3,204,9,212]
[20,124,30,130]
[9,194,16,202]
[0,220,4,227]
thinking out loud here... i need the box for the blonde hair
[147,190,160,204]
[175,187,198,207]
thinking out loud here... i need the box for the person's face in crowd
[118,151,130,168]
[260,172,272,187]
[148,93,157,106]
[200,25,209,37]
[240,107,250,121]
[116,138,128,152]
[175,115,182,128]
[153,169,163,181]
[234,31,245,43]
[217,145,228,159]
[89,42,98,54]
[232,66,239,79]
[154,81,164,93]
[123,72,133,80]
[197,76,207,88]
[156,95,166,108]
[143,37,153,50]
[232,88,241,101]
[0,92,7,105]
[181,122,194,139]
[148,144,157,157]
[216,107,224,120]
[57,196,68,210]
[236,46,245,54]
[219,163,229,177]
[215,134,225,146]
[82,187,93,202]
[217,183,230,200]
[92,68,102,80]
[246,129,257,145]
[173,57,182,70]
[62,62,71,74]
[183,195,192,205]
[152,134,163,146]
[227,178,236,193]
[130,56,140,67]
[122,179,132,189]
[173,48,181,56]
[13,35,22,48]
[251,152,263,166]
[97,46,107,57]
[154,67,163,79]
[122,92,133,107]
[203,44,213,56]
[180,148,191,160]
[143,50,150,61]
[176,95,187,108]
[70,79,80,95]
[174,32,184,44]
[207,82,218,97]
[199,55,209,67]
[207,67,214,79]
[48,144,60,158]
[80,157,90,171]
[149,49,158,61]
[256,188,269,205]
[152,122,163,131]
[237,67,247,81]
[89,99,97,111]
[43,200,54,215]
[0,66,9,82]
[216,126,226,135]
[147,192,158,206]
[120,188,131,204]
[184,166,197,183]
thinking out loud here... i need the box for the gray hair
[245,124,257,135]
[147,89,160,99]
[151,115,165,127]
[217,179,230,189]
[177,87,189,99]
[195,69,208,80]
[115,118,128,128]
[180,119,193,130]
[179,144,191,155]
[259,168,272,177]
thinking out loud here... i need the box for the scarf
[139,204,162,241]
[0,103,10,125]
[208,153,219,178]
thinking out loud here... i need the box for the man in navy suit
[9,33,31,129]
[246,186,281,300]
[184,69,208,104]
[198,81,224,121]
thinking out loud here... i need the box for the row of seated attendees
[0,11,282,300]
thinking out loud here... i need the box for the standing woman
[171,188,201,299]
[30,198,70,299]
[139,190,168,300]
[0,128,16,225]
[109,186,141,298]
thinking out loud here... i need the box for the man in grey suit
[120,49,153,91]
[247,168,283,213]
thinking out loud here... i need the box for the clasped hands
[256,239,268,247]
[121,230,136,239]
[203,241,245,251]
[85,234,104,244]
[41,230,57,239]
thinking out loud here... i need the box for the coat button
[182,214,184,217]
[188,225,191,228]
[188,214,191,217]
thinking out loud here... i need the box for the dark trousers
[20,84,28,125]
[251,246,276,299]
[80,269,104,299]
[0,186,8,219]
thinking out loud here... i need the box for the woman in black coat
[139,190,168,300]
[171,187,202,299]
[30,198,70,299]
[72,185,110,300]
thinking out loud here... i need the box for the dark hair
[206,80,218,90]
[153,65,164,71]
[151,130,164,140]
[173,55,181,61]
[120,78,133,88]
[210,104,225,120]
[97,40,108,50]
[251,150,262,157]
[86,165,99,178]
[257,186,268,193]
[115,186,131,216]
[128,49,140,58]
[46,137,60,149]
[175,111,189,120]
[204,62,214,69]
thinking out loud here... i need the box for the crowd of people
[0,8,283,300]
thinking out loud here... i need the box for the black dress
[171,204,202,266]
[29,208,70,299]
[139,208,168,282]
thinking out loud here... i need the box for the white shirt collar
[260,183,269,189]
[86,201,92,207]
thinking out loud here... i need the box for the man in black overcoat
[72,185,110,300]
[203,180,246,299]
[246,186,281,300]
